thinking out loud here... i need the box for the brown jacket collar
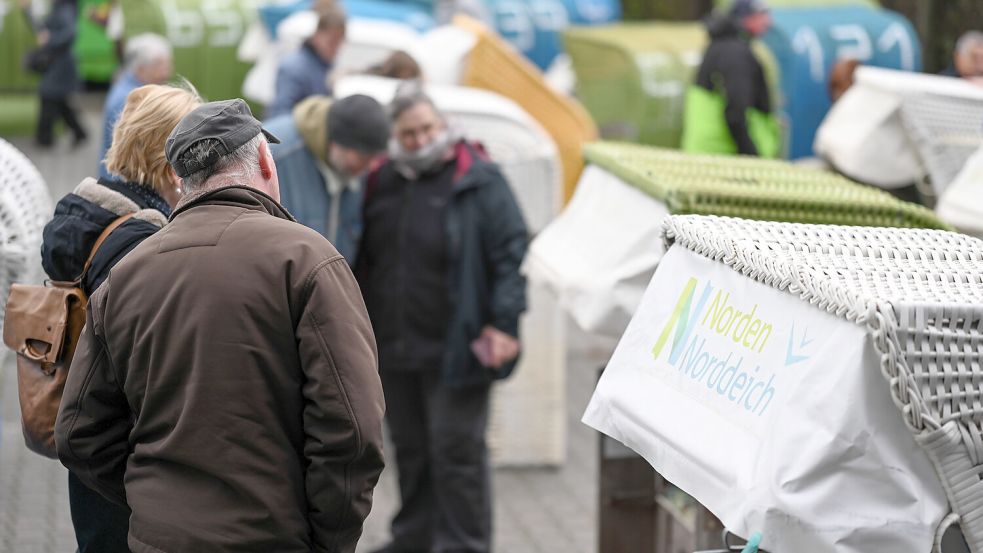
[169,185,296,223]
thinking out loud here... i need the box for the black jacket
[36,0,80,100]
[695,15,772,155]
[41,178,170,295]
[359,157,456,372]
[358,142,529,387]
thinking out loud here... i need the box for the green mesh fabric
[584,142,949,230]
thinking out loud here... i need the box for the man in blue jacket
[265,94,389,262]
[266,4,346,119]
[358,88,528,553]
[99,33,173,178]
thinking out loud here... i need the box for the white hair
[178,134,265,194]
[125,33,173,72]
[957,31,983,56]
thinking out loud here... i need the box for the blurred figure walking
[359,87,528,553]
[99,33,173,178]
[940,31,983,81]
[22,0,88,148]
[682,0,779,157]
[267,2,346,118]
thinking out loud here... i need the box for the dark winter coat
[55,185,386,553]
[41,177,170,294]
[37,0,80,100]
[358,141,529,387]
[693,15,773,155]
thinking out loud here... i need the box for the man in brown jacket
[55,99,386,553]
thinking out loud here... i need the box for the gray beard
[389,129,459,180]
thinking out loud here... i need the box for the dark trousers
[37,96,86,146]
[68,471,131,553]
[381,370,492,553]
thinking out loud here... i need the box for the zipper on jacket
[394,179,414,362]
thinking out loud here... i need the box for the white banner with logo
[584,245,948,553]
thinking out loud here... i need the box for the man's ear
[259,140,275,179]
[168,167,182,191]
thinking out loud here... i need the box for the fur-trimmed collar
[74,178,169,228]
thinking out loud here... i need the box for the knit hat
[327,94,390,153]
[730,0,769,19]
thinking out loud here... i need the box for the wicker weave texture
[585,141,949,230]
[0,139,52,336]
[900,92,983,196]
[662,215,983,552]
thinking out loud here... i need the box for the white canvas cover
[525,165,669,338]
[584,217,959,553]
[937,145,983,239]
[334,76,566,466]
[815,66,983,191]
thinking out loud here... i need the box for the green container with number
[120,0,256,104]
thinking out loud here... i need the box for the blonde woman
[40,83,201,553]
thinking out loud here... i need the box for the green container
[0,7,39,92]
[121,0,257,105]
[583,141,949,230]
[563,23,781,149]
[0,8,39,136]
[75,0,118,83]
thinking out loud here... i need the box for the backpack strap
[75,213,136,286]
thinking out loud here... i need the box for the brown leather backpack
[3,213,133,458]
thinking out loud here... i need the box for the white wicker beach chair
[815,66,983,194]
[660,214,983,552]
[937,145,983,239]
[899,92,983,197]
[0,139,52,337]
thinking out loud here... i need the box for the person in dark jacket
[939,31,983,80]
[41,83,201,553]
[24,0,88,147]
[682,0,778,158]
[358,88,528,553]
[55,98,386,553]
[266,3,346,118]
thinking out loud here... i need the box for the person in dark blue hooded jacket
[23,0,88,147]
[41,83,200,553]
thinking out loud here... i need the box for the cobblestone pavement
[0,94,611,553]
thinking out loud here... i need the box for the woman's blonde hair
[104,82,202,194]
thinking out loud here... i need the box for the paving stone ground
[0,94,612,553]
